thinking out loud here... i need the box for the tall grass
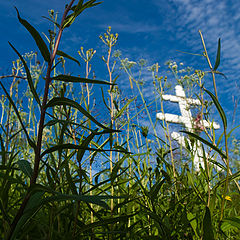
[0,1,240,239]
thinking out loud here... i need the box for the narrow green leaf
[51,74,113,85]
[56,50,80,66]
[214,71,227,79]
[181,130,226,159]
[46,165,55,189]
[0,82,36,149]
[15,7,50,62]
[77,131,96,162]
[8,42,41,106]
[113,100,119,111]
[203,206,215,240]
[63,0,102,28]
[208,158,226,171]
[213,38,221,71]
[45,97,109,129]
[110,75,119,92]
[62,14,75,29]
[17,160,33,178]
[43,119,119,134]
[114,97,136,120]
[204,88,227,128]
[227,125,240,138]
[63,158,78,195]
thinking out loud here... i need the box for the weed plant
[0,1,239,239]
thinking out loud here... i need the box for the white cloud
[151,0,240,124]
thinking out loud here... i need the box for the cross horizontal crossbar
[162,94,201,105]
[157,112,220,129]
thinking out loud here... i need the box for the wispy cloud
[151,0,240,123]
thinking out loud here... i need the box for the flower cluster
[193,113,204,133]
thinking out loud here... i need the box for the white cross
[157,85,220,171]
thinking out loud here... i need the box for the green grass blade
[213,38,221,71]
[17,160,33,178]
[56,50,80,66]
[204,88,227,128]
[101,87,110,111]
[8,42,41,106]
[15,7,50,62]
[181,130,226,159]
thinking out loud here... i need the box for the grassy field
[0,1,239,239]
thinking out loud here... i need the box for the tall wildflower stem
[7,2,76,239]
[100,28,118,218]
[32,0,75,185]
[107,45,114,214]
[199,30,230,221]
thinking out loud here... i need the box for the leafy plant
[0,1,239,240]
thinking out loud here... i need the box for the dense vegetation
[0,1,239,239]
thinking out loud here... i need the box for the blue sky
[1,0,240,130]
